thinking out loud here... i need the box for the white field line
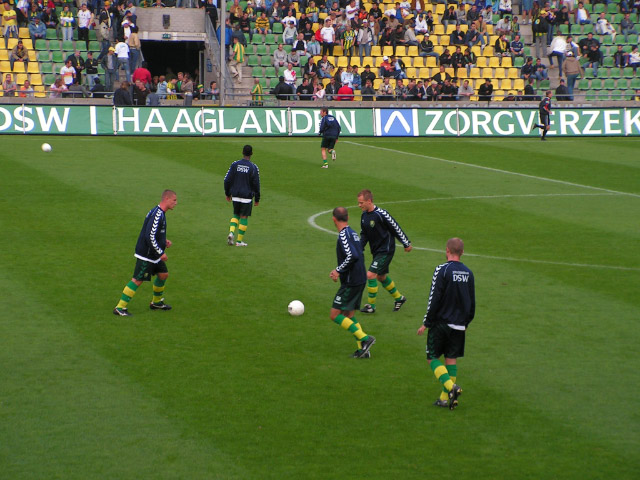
[308,193,640,272]
[343,140,640,199]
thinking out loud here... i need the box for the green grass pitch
[1,135,638,479]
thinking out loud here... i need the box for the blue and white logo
[375,109,418,136]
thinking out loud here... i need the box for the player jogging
[417,238,475,410]
[532,90,552,141]
[329,207,376,358]
[358,189,412,314]
[225,145,261,247]
[318,107,341,169]
[113,189,177,316]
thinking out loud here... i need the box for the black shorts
[426,323,466,360]
[133,258,168,282]
[332,283,366,312]
[321,136,337,149]
[540,112,550,127]
[368,252,393,276]
[233,201,253,217]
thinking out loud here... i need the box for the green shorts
[426,323,466,360]
[133,258,168,282]
[321,136,337,150]
[368,252,393,275]
[233,201,253,217]
[332,283,365,312]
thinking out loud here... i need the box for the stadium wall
[0,105,638,137]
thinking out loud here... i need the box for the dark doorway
[141,40,204,81]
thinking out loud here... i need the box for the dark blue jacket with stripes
[135,205,167,264]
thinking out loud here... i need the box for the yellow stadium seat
[501,57,513,68]
[412,57,424,68]
[507,67,518,79]
[395,46,407,57]
[28,51,36,61]
[483,46,494,56]
[350,57,361,68]
[486,25,494,35]
[469,67,481,78]
[446,25,456,34]
[333,46,343,56]
[500,79,512,90]
[313,55,321,63]
[406,67,417,78]
[0,50,7,61]
[12,62,26,73]
[476,56,488,68]
[419,67,431,78]
[471,45,482,56]
[34,85,46,97]
[439,35,450,46]
[470,95,479,101]
[337,56,349,67]
[434,45,444,55]
[433,25,444,35]
[445,67,455,77]
[424,56,437,68]
[22,39,33,49]
[494,68,506,78]
[7,38,19,49]
[16,73,28,84]
[435,4,445,15]
[513,78,525,90]
[401,56,413,66]
[481,67,493,78]
[488,56,501,67]
[407,45,418,56]
[474,79,485,88]
[30,74,43,85]
[27,62,40,73]
[373,78,382,89]
[371,46,381,57]
[0,61,10,72]
[494,89,505,101]
[19,28,30,39]
[382,45,394,57]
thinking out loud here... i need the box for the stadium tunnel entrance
[141,41,205,85]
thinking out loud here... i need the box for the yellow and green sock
[430,359,454,393]
[152,277,166,304]
[116,280,138,310]
[382,276,402,300]
[334,314,368,344]
[237,217,248,242]
[439,364,457,402]
[366,278,378,308]
[229,215,239,234]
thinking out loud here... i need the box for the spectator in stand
[41,7,59,37]
[613,45,627,75]
[521,56,535,80]
[303,56,318,80]
[342,23,357,61]
[320,18,336,56]
[292,33,308,57]
[288,49,301,67]
[90,77,107,98]
[50,76,67,98]
[463,47,477,77]
[433,65,451,85]
[204,0,217,29]
[620,13,639,43]
[564,35,579,57]
[555,6,571,30]
[305,24,321,56]
[295,77,312,101]
[442,5,457,29]
[284,62,296,87]
[29,17,46,45]
[547,33,566,75]
[394,78,408,100]
[114,81,133,106]
[532,10,550,61]
[273,44,288,75]
[440,48,452,67]
[478,78,493,101]
[533,57,549,83]
[361,78,375,101]
[101,47,118,92]
[357,19,374,63]
[60,59,76,87]
[466,22,486,51]
[228,36,245,83]
[206,80,219,100]
[458,79,474,100]
[440,78,457,100]
[283,20,297,45]
[494,33,510,65]
[586,43,602,77]
[498,0,512,18]
[376,77,394,100]
[574,2,590,25]
[419,33,440,61]
[336,82,354,101]
[77,3,93,51]
[255,11,271,35]
[229,0,243,24]
[341,64,354,88]
[495,15,511,36]
[318,54,334,79]
[351,66,361,90]
[415,13,429,35]
[521,0,534,25]
[82,51,98,87]
[361,64,376,87]
[426,80,440,101]
[450,24,466,46]
[555,78,569,101]
[115,37,131,83]
[19,79,34,98]
[324,76,338,101]
[451,46,464,77]
[404,23,419,47]
[627,45,640,74]
[306,1,319,23]
[595,12,616,40]
[2,73,17,97]
[390,55,407,79]
[562,51,583,100]
[9,40,29,73]
[3,3,19,49]
[524,77,536,100]
[510,33,524,63]
[467,5,480,26]
[132,62,152,89]
[66,50,85,85]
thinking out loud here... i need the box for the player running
[224,145,261,247]
[532,90,552,141]
[357,189,412,314]
[318,107,341,168]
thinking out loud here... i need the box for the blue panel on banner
[378,109,416,136]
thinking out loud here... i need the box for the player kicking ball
[318,107,341,168]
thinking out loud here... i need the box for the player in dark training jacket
[318,107,341,168]
[357,189,412,314]
[329,207,376,359]
[224,145,261,247]
[532,90,552,140]
[417,238,475,410]
[114,189,177,316]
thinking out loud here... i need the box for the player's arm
[252,164,261,204]
[423,265,445,328]
[223,163,235,198]
[147,210,165,258]
[318,116,326,135]
[382,210,411,248]
[467,271,476,327]
[359,218,369,250]
[335,233,357,274]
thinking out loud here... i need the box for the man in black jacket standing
[417,238,475,410]
[224,145,261,247]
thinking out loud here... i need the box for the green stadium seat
[251,66,263,77]
[88,41,100,52]
[584,4,593,13]
[51,50,64,63]
[585,90,597,101]
[610,89,624,100]
[559,25,569,35]
[256,44,269,55]
[514,57,524,68]
[603,78,616,89]
[247,55,259,66]
[590,78,603,89]
[260,56,272,66]
[251,34,264,45]
[36,50,50,61]
[264,34,277,44]
[264,67,277,77]
[603,56,614,67]
[576,79,588,90]
[40,63,53,74]
[597,91,609,100]
[300,56,309,66]
[46,29,58,40]
[34,39,48,50]
[594,4,605,14]
[61,40,74,51]
[571,24,582,35]
[583,24,594,34]
[631,77,640,89]
[43,73,56,86]
[49,40,61,51]
[88,30,97,41]
[539,79,550,90]
[607,4,618,14]
[259,78,271,89]
[283,44,292,54]
[272,23,283,34]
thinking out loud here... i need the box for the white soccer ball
[41,143,52,153]
[288,300,305,316]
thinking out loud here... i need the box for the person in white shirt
[498,0,512,18]
[320,19,336,56]
[341,65,354,88]
[595,13,616,40]
[415,14,429,35]
[115,38,131,82]
[283,62,296,86]
[345,0,359,21]
[547,34,567,75]
[77,3,93,50]
[575,2,591,25]
[282,14,297,27]
[60,60,76,86]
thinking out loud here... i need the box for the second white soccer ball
[41,143,52,153]
[288,300,305,316]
